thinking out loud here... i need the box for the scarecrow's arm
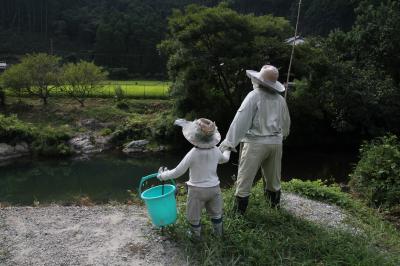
[158,148,193,180]
[220,92,257,152]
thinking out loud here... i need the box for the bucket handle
[138,173,176,196]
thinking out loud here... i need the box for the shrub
[0,114,35,144]
[150,111,177,143]
[349,134,400,209]
[30,126,72,157]
[111,115,150,144]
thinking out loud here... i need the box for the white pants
[235,142,282,197]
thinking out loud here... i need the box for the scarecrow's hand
[219,142,236,153]
[157,166,169,180]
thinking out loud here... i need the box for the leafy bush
[150,111,178,143]
[0,114,35,144]
[282,179,353,208]
[31,126,72,157]
[111,115,151,144]
[350,134,400,209]
[0,114,72,156]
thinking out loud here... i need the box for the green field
[5,80,171,99]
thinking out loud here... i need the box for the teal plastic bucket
[139,173,177,227]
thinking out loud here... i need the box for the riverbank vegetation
[167,180,400,265]
[0,97,175,156]
[350,135,400,216]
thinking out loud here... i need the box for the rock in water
[123,140,149,154]
[0,142,29,161]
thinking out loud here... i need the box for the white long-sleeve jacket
[159,147,231,187]
[221,85,291,151]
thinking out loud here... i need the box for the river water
[0,149,358,205]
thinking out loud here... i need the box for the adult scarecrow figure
[219,65,290,214]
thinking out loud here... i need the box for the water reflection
[0,149,357,205]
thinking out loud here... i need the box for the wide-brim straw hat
[246,65,285,93]
[174,118,221,149]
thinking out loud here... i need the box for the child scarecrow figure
[158,118,231,239]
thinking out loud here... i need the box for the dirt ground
[0,205,186,266]
[0,192,360,265]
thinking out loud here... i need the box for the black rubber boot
[265,190,281,209]
[234,196,249,215]
[211,217,223,237]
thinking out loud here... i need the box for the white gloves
[157,166,168,180]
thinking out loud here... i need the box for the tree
[22,53,61,105]
[159,4,293,128]
[61,61,108,106]
[1,63,31,102]
[312,0,400,138]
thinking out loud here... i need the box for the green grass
[96,80,171,98]
[165,180,400,265]
[5,80,171,98]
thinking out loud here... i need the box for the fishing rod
[285,0,302,99]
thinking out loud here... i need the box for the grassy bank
[166,180,400,265]
[1,97,175,156]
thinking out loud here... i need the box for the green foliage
[99,128,113,136]
[1,63,30,99]
[61,61,108,106]
[2,53,61,105]
[0,114,35,144]
[315,0,400,138]
[0,114,71,157]
[350,134,400,209]
[150,111,179,143]
[111,115,151,144]
[166,181,400,265]
[282,179,353,208]
[30,126,72,157]
[229,0,358,36]
[160,4,293,128]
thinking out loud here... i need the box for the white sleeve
[160,149,193,180]
[218,150,231,164]
[220,92,257,150]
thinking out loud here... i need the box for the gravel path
[282,192,358,233]
[0,193,358,266]
[0,205,186,266]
